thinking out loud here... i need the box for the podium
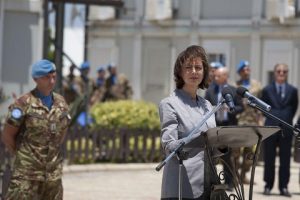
[202,126,280,200]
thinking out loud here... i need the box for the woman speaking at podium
[159,45,216,200]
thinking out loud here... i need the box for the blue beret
[237,60,250,73]
[97,65,105,72]
[80,61,90,70]
[210,62,224,69]
[31,59,56,78]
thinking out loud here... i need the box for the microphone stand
[248,102,300,136]
[247,101,300,200]
[155,99,226,200]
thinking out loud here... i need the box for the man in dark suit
[294,117,300,164]
[261,63,298,197]
[205,67,244,190]
[205,67,244,126]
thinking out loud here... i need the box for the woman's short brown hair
[174,45,210,89]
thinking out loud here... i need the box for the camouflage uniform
[5,89,70,200]
[90,86,106,106]
[104,74,133,101]
[233,79,263,182]
[236,79,263,126]
[62,75,78,105]
[66,75,96,126]
[73,75,96,105]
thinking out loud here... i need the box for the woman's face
[181,57,204,89]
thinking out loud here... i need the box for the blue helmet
[80,61,90,70]
[97,65,106,72]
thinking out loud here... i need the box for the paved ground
[63,161,300,200]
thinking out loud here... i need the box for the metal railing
[0,126,162,199]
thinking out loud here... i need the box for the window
[266,0,296,22]
[145,0,172,21]
[208,53,226,67]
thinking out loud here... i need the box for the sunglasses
[275,70,288,74]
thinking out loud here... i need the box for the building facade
[0,0,300,116]
[87,0,300,108]
[0,0,43,115]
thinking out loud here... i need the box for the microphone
[221,86,235,112]
[236,86,271,111]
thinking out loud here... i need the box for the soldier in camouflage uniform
[103,63,117,101]
[90,66,106,106]
[73,61,96,99]
[110,73,133,100]
[68,61,96,125]
[62,64,78,105]
[234,60,263,184]
[103,63,133,101]
[1,59,70,200]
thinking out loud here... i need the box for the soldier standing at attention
[234,60,263,184]
[62,64,78,105]
[1,59,70,200]
[73,61,96,106]
[103,63,118,101]
[90,66,107,105]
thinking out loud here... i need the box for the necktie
[278,85,283,99]
[216,85,228,123]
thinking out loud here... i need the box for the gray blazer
[159,89,216,199]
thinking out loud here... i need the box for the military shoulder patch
[11,108,23,119]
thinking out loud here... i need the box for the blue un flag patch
[11,108,23,120]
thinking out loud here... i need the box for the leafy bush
[90,100,160,131]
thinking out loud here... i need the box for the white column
[292,47,299,87]
[251,0,262,82]
[250,33,261,81]
[0,0,5,84]
[252,0,262,21]
[132,0,145,100]
[189,33,198,45]
[135,0,144,23]
[191,0,201,23]
[132,34,142,100]
[190,0,201,45]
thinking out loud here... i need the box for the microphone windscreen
[221,86,233,97]
[236,86,248,97]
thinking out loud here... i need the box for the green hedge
[90,100,160,131]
